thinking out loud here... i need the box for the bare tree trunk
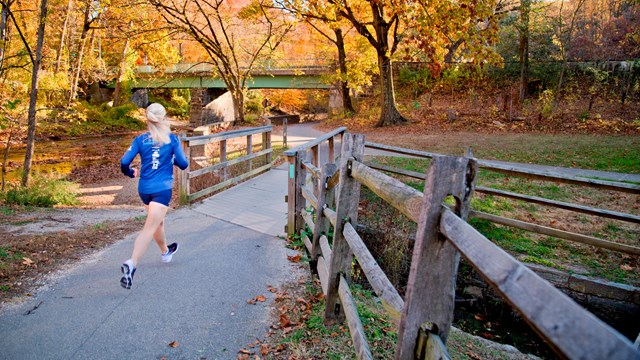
[22,0,48,187]
[2,119,14,191]
[54,0,72,73]
[334,28,354,113]
[519,0,530,101]
[0,0,9,74]
[68,2,91,104]
[113,25,131,106]
[553,0,586,112]
[376,53,405,127]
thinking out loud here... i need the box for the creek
[1,134,135,182]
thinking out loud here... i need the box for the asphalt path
[0,207,301,360]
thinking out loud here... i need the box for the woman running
[119,103,189,289]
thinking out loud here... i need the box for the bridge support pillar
[131,89,149,108]
[189,88,206,127]
[189,88,229,127]
[329,83,343,115]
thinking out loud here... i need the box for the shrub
[2,174,79,207]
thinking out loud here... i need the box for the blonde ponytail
[145,103,171,145]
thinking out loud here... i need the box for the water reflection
[1,134,136,182]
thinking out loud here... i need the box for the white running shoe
[162,243,179,263]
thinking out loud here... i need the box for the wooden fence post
[395,155,477,360]
[310,163,338,273]
[287,153,297,236]
[220,139,227,181]
[328,136,335,163]
[263,129,272,165]
[178,133,191,205]
[294,151,307,236]
[246,134,253,173]
[283,118,288,148]
[325,133,365,324]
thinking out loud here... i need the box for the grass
[366,133,640,174]
[270,272,536,359]
[365,152,639,285]
[1,173,79,207]
[0,247,24,261]
[0,206,14,215]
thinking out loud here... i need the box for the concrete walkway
[0,165,300,360]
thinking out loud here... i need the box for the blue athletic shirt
[120,132,189,194]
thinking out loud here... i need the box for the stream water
[1,134,135,182]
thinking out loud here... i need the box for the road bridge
[105,62,340,127]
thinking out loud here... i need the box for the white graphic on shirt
[152,147,160,169]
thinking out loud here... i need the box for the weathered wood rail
[284,126,346,235]
[177,126,273,203]
[286,130,640,359]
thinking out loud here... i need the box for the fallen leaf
[279,313,291,327]
[22,257,34,266]
[239,349,252,354]
[620,264,633,271]
[168,341,179,348]
[466,351,482,360]
[287,254,301,263]
[260,344,270,355]
[256,295,266,302]
[247,299,256,305]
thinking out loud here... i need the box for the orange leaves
[168,341,179,348]
[247,295,266,305]
[279,313,291,328]
[287,254,301,263]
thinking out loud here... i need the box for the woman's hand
[132,168,138,178]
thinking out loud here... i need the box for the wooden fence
[177,126,273,203]
[286,131,640,359]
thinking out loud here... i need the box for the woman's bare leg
[131,202,169,266]
[144,204,169,254]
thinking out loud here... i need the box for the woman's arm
[120,137,140,178]
[172,135,189,170]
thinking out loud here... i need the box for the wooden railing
[177,126,273,203]
[284,126,346,235]
[287,132,640,359]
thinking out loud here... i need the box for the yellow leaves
[238,1,264,20]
